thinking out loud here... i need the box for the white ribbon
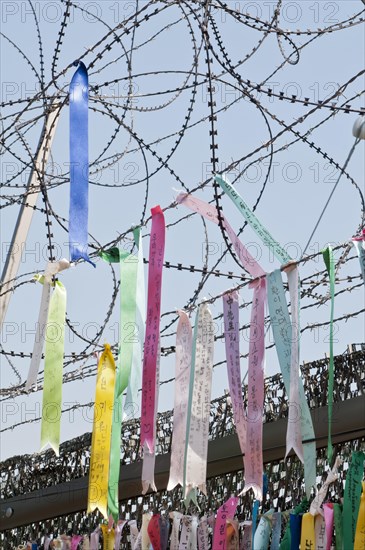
[114,520,127,550]
[352,238,365,280]
[141,512,152,550]
[315,513,327,550]
[197,516,209,550]
[141,339,160,494]
[285,267,304,463]
[128,520,141,550]
[310,456,342,515]
[90,527,100,550]
[25,259,70,391]
[184,303,214,500]
[170,511,183,550]
[240,521,252,550]
[168,311,192,490]
[179,516,192,549]
[190,516,198,550]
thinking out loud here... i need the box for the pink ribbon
[178,192,266,499]
[176,193,264,278]
[212,497,239,549]
[168,310,192,491]
[240,522,252,550]
[285,267,304,463]
[147,514,161,550]
[223,291,246,462]
[140,206,165,489]
[114,520,127,550]
[90,528,100,550]
[71,536,82,550]
[242,280,266,500]
[323,503,334,550]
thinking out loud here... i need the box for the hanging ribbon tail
[141,334,160,495]
[314,513,327,550]
[212,497,239,548]
[271,512,281,550]
[142,513,152,549]
[167,310,192,491]
[183,303,214,507]
[241,281,265,501]
[267,269,316,496]
[87,345,116,518]
[223,291,247,460]
[169,512,183,550]
[141,443,157,494]
[285,267,304,464]
[40,280,67,456]
[197,516,209,550]
[140,206,165,464]
[69,61,94,267]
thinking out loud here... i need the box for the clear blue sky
[1,0,364,460]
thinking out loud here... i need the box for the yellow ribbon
[300,512,316,549]
[355,481,365,550]
[87,344,116,517]
[101,524,115,550]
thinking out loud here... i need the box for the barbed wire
[1,0,364,440]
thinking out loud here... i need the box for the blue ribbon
[289,514,302,550]
[271,512,282,550]
[251,500,260,549]
[69,61,94,266]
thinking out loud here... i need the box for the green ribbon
[322,245,335,463]
[40,281,67,456]
[215,174,292,266]
[124,228,145,420]
[333,503,343,550]
[342,451,365,550]
[267,271,316,497]
[279,498,309,550]
[100,243,139,520]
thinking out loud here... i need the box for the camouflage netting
[1,347,364,547]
